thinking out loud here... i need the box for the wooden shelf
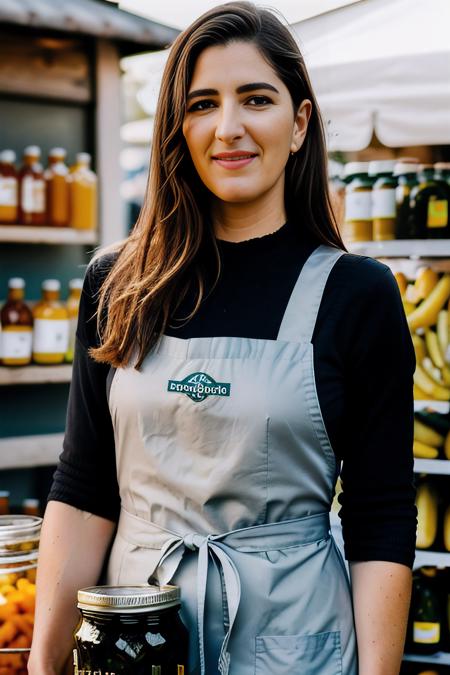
[0,365,72,386]
[0,225,98,245]
[403,651,450,665]
[413,550,450,569]
[414,400,450,414]
[0,433,63,469]
[348,240,450,258]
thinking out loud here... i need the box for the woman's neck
[212,192,287,243]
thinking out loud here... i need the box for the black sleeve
[337,261,417,567]
[47,256,120,522]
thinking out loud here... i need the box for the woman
[29,3,416,674]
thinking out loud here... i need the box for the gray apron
[107,244,358,675]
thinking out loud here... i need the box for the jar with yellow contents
[0,515,41,674]
[342,162,373,243]
[32,279,69,364]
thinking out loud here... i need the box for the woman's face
[182,40,311,208]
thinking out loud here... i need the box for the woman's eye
[247,95,272,106]
[187,99,216,112]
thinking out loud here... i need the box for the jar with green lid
[409,164,450,239]
[0,515,42,674]
[394,159,419,239]
[343,162,373,243]
[74,585,189,674]
[369,159,398,241]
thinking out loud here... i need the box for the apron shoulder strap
[277,244,345,343]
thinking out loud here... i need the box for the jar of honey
[69,153,98,230]
[18,147,46,226]
[0,150,18,224]
[74,585,189,674]
[32,279,69,364]
[342,162,373,243]
[0,515,41,674]
[45,148,70,227]
[0,278,33,366]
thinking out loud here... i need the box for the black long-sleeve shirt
[49,219,417,567]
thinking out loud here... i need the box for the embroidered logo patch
[167,372,231,403]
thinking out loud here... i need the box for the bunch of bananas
[414,410,450,459]
[395,268,450,400]
[416,478,450,551]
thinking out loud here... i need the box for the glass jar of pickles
[74,585,189,675]
[0,515,42,674]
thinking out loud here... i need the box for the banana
[442,365,450,386]
[425,329,445,368]
[416,480,438,549]
[414,363,450,400]
[394,272,408,297]
[413,441,439,459]
[414,266,439,300]
[408,274,450,331]
[444,505,450,551]
[405,284,420,304]
[422,357,445,385]
[412,334,427,363]
[437,310,449,362]
[413,384,430,400]
[445,430,450,460]
[402,300,416,316]
[414,419,444,447]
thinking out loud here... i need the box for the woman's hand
[350,560,412,675]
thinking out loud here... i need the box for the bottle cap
[396,157,419,164]
[419,164,434,171]
[435,162,450,171]
[368,160,396,176]
[23,146,41,158]
[0,150,16,164]
[69,278,83,290]
[343,162,370,179]
[394,162,419,176]
[0,492,10,498]
[48,147,67,159]
[8,277,25,289]
[22,498,40,508]
[76,152,91,165]
[42,279,61,292]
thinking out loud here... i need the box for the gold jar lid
[78,585,181,613]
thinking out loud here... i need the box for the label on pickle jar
[0,177,18,206]
[33,318,69,354]
[413,620,440,644]
[1,329,32,360]
[427,199,448,228]
[73,650,116,675]
[345,191,372,221]
[372,188,396,219]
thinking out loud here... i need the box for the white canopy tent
[121,0,450,151]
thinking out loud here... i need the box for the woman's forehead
[189,41,281,90]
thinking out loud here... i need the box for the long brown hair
[91,1,345,369]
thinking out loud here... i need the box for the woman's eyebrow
[186,82,280,102]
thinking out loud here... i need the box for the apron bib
[107,245,357,674]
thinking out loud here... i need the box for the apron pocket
[255,631,342,675]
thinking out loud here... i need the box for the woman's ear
[290,99,312,154]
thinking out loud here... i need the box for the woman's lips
[212,155,257,170]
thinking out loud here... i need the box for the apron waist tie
[116,509,331,675]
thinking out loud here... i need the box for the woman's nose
[214,103,245,143]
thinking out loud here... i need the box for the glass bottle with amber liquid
[18,146,46,225]
[69,152,98,230]
[409,164,450,239]
[0,150,18,224]
[32,280,69,364]
[0,277,33,366]
[65,278,83,363]
[45,147,70,227]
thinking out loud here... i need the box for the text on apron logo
[167,371,231,402]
